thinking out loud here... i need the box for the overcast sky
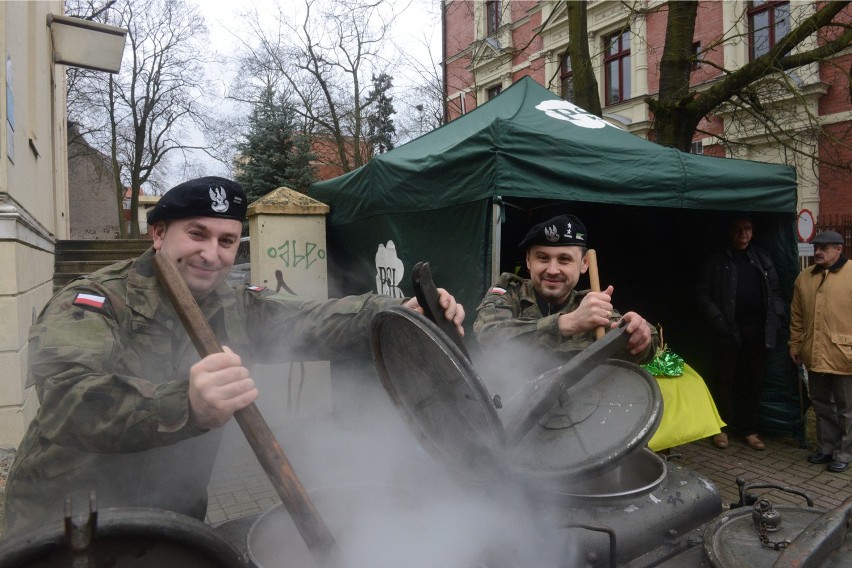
[171,0,442,188]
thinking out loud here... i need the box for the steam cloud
[238,357,582,568]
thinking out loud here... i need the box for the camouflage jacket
[5,248,401,533]
[473,273,657,364]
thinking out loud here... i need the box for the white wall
[0,0,68,447]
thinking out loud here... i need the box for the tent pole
[491,200,502,283]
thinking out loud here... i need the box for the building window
[560,52,574,102]
[486,0,501,36]
[604,30,631,105]
[690,140,704,155]
[748,1,790,60]
[691,42,703,70]
[487,84,502,100]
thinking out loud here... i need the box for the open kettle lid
[371,306,505,485]
[370,306,662,487]
[505,358,662,488]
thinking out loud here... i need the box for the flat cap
[519,214,587,250]
[811,230,844,245]
[147,176,247,224]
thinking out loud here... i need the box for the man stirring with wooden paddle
[474,214,657,368]
[4,177,464,535]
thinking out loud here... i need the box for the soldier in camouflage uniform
[3,176,464,534]
[474,214,657,367]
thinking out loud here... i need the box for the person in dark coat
[696,218,786,451]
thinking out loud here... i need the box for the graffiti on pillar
[275,270,296,295]
[375,240,405,298]
[264,240,326,297]
[267,240,326,270]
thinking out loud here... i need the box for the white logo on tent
[375,240,405,298]
[535,100,612,129]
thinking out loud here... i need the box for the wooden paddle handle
[586,249,605,340]
[152,251,336,560]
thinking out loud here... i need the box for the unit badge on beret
[210,186,230,213]
[544,225,559,242]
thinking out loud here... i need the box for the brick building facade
[442,0,852,221]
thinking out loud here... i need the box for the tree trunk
[650,0,852,150]
[108,76,128,239]
[649,0,700,150]
[128,177,140,238]
[567,0,602,117]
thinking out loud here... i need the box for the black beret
[147,177,247,224]
[519,214,588,250]
[811,230,843,245]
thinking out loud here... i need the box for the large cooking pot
[367,306,725,567]
[544,446,666,500]
[227,306,717,568]
[248,484,415,568]
[0,507,247,567]
[369,306,663,495]
[246,483,569,568]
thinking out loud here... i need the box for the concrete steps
[54,239,151,291]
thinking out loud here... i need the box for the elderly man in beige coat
[790,230,852,473]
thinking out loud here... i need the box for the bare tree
[66,0,213,237]
[64,1,118,146]
[390,3,445,142]
[394,72,444,142]
[648,0,852,151]
[441,0,852,183]
[235,0,400,174]
[566,0,602,117]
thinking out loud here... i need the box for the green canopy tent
[310,77,802,438]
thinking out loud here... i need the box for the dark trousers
[708,321,765,436]
[809,371,852,462]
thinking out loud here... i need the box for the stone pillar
[632,11,648,97]
[722,1,747,72]
[246,187,331,426]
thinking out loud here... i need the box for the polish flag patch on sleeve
[245,284,268,292]
[73,293,106,309]
[489,286,507,295]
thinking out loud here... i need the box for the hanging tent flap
[676,151,797,212]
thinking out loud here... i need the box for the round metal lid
[370,306,505,484]
[702,504,825,568]
[505,359,662,487]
